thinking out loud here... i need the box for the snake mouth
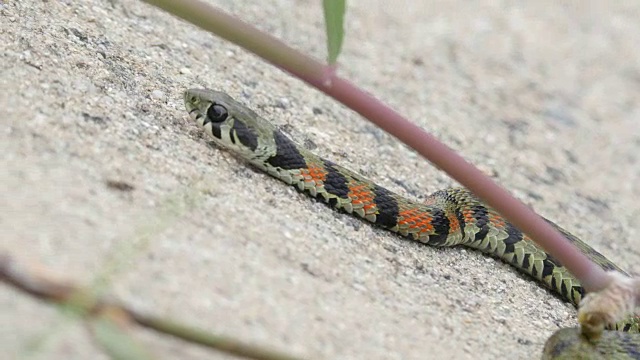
[184,90,209,125]
[186,107,205,126]
[188,108,201,120]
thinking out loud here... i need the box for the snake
[184,88,639,359]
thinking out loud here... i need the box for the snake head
[184,89,277,160]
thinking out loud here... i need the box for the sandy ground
[2,1,639,359]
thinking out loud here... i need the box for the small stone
[150,89,165,100]
[179,67,191,75]
[275,97,290,109]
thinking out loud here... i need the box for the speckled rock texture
[2,1,638,359]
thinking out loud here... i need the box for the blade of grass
[323,0,346,65]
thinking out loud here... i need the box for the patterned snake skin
[184,89,639,358]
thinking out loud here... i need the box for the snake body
[184,89,639,358]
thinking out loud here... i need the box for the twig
[1,253,305,360]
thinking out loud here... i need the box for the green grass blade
[323,0,346,65]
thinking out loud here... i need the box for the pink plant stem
[143,0,611,292]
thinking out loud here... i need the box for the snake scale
[184,89,639,359]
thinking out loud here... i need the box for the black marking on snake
[322,160,350,202]
[372,185,399,228]
[566,284,584,304]
[267,130,307,170]
[522,253,531,270]
[541,258,556,279]
[550,279,558,294]
[532,261,540,278]
[471,204,490,242]
[502,222,523,254]
[427,208,451,245]
[232,119,259,151]
[560,281,568,299]
[201,116,221,139]
[573,285,584,301]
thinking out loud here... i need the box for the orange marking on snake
[348,184,376,210]
[303,164,328,183]
[462,209,475,223]
[489,213,505,228]
[447,213,460,233]
[398,208,434,233]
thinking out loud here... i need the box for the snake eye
[207,104,228,123]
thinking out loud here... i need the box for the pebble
[275,97,290,109]
[150,89,165,101]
